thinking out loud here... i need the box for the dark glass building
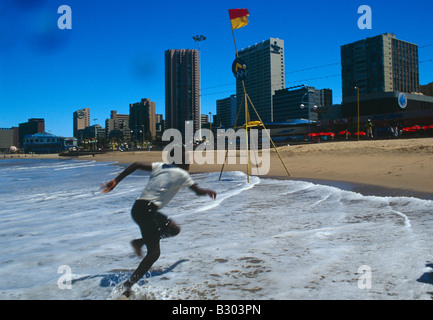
[341,33,419,101]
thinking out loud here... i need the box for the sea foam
[1,159,432,299]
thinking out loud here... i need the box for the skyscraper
[236,38,285,124]
[216,95,237,128]
[165,49,200,136]
[341,33,419,101]
[129,98,156,141]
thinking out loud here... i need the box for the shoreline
[282,177,433,201]
[3,137,433,200]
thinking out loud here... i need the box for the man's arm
[189,184,217,199]
[102,162,152,193]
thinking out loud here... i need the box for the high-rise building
[105,110,130,140]
[236,38,285,124]
[73,108,90,139]
[129,98,156,142]
[216,95,237,128]
[165,49,200,136]
[341,33,419,101]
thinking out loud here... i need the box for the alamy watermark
[161,122,271,175]
[57,5,72,30]
[57,265,72,289]
[358,5,372,30]
[357,265,372,289]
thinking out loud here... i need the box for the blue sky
[1,0,432,137]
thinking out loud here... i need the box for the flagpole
[229,12,251,181]
[231,28,239,58]
[229,10,239,58]
[243,81,250,182]
[221,9,291,182]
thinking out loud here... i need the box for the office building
[335,33,433,136]
[165,49,200,136]
[0,127,18,152]
[105,110,130,140]
[18,118,45,147]
[392,36,419,93]
[129,98,156,142]
[216,95,237,128]
[341,33,419,101]
[200,114,209,126]
[421,82,433,97]
[73,108,90,139]
[76,124,105,142]
[273,86,332,122]
[155,114,164,134]
[236,38,285,124]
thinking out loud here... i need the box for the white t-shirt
[138,162,195,209]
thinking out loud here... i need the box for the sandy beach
[4,141,433,300]
[8,137,433,199]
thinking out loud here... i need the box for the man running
[102,149,216,297]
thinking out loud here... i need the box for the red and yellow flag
[229,9,249,29]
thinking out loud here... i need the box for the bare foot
[122,281,133,298]
[131,240,142,257]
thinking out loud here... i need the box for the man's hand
[190,184,217,199]
[101,162,152,194]
[206,189,217,200]
[101,179,118,193]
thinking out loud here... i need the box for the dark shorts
[131,200,172,243]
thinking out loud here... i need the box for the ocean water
[0,159,433,300]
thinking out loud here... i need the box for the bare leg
[131,220,180,256]
[123,241,161,297]
[131,239,145,257]
[122,221,180,297]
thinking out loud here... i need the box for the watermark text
[357,265,372,289]
[358,5,372,30]
[162,122,270,175]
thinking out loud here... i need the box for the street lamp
[193,35,206,137]
[300,89,319,141]
[141,124,146,148]
[354,86,360,141]
[192,34,206,51]
[209,112,212,146]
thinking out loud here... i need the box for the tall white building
[236,38,285,124]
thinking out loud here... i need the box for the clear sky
[1,0,432,137]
